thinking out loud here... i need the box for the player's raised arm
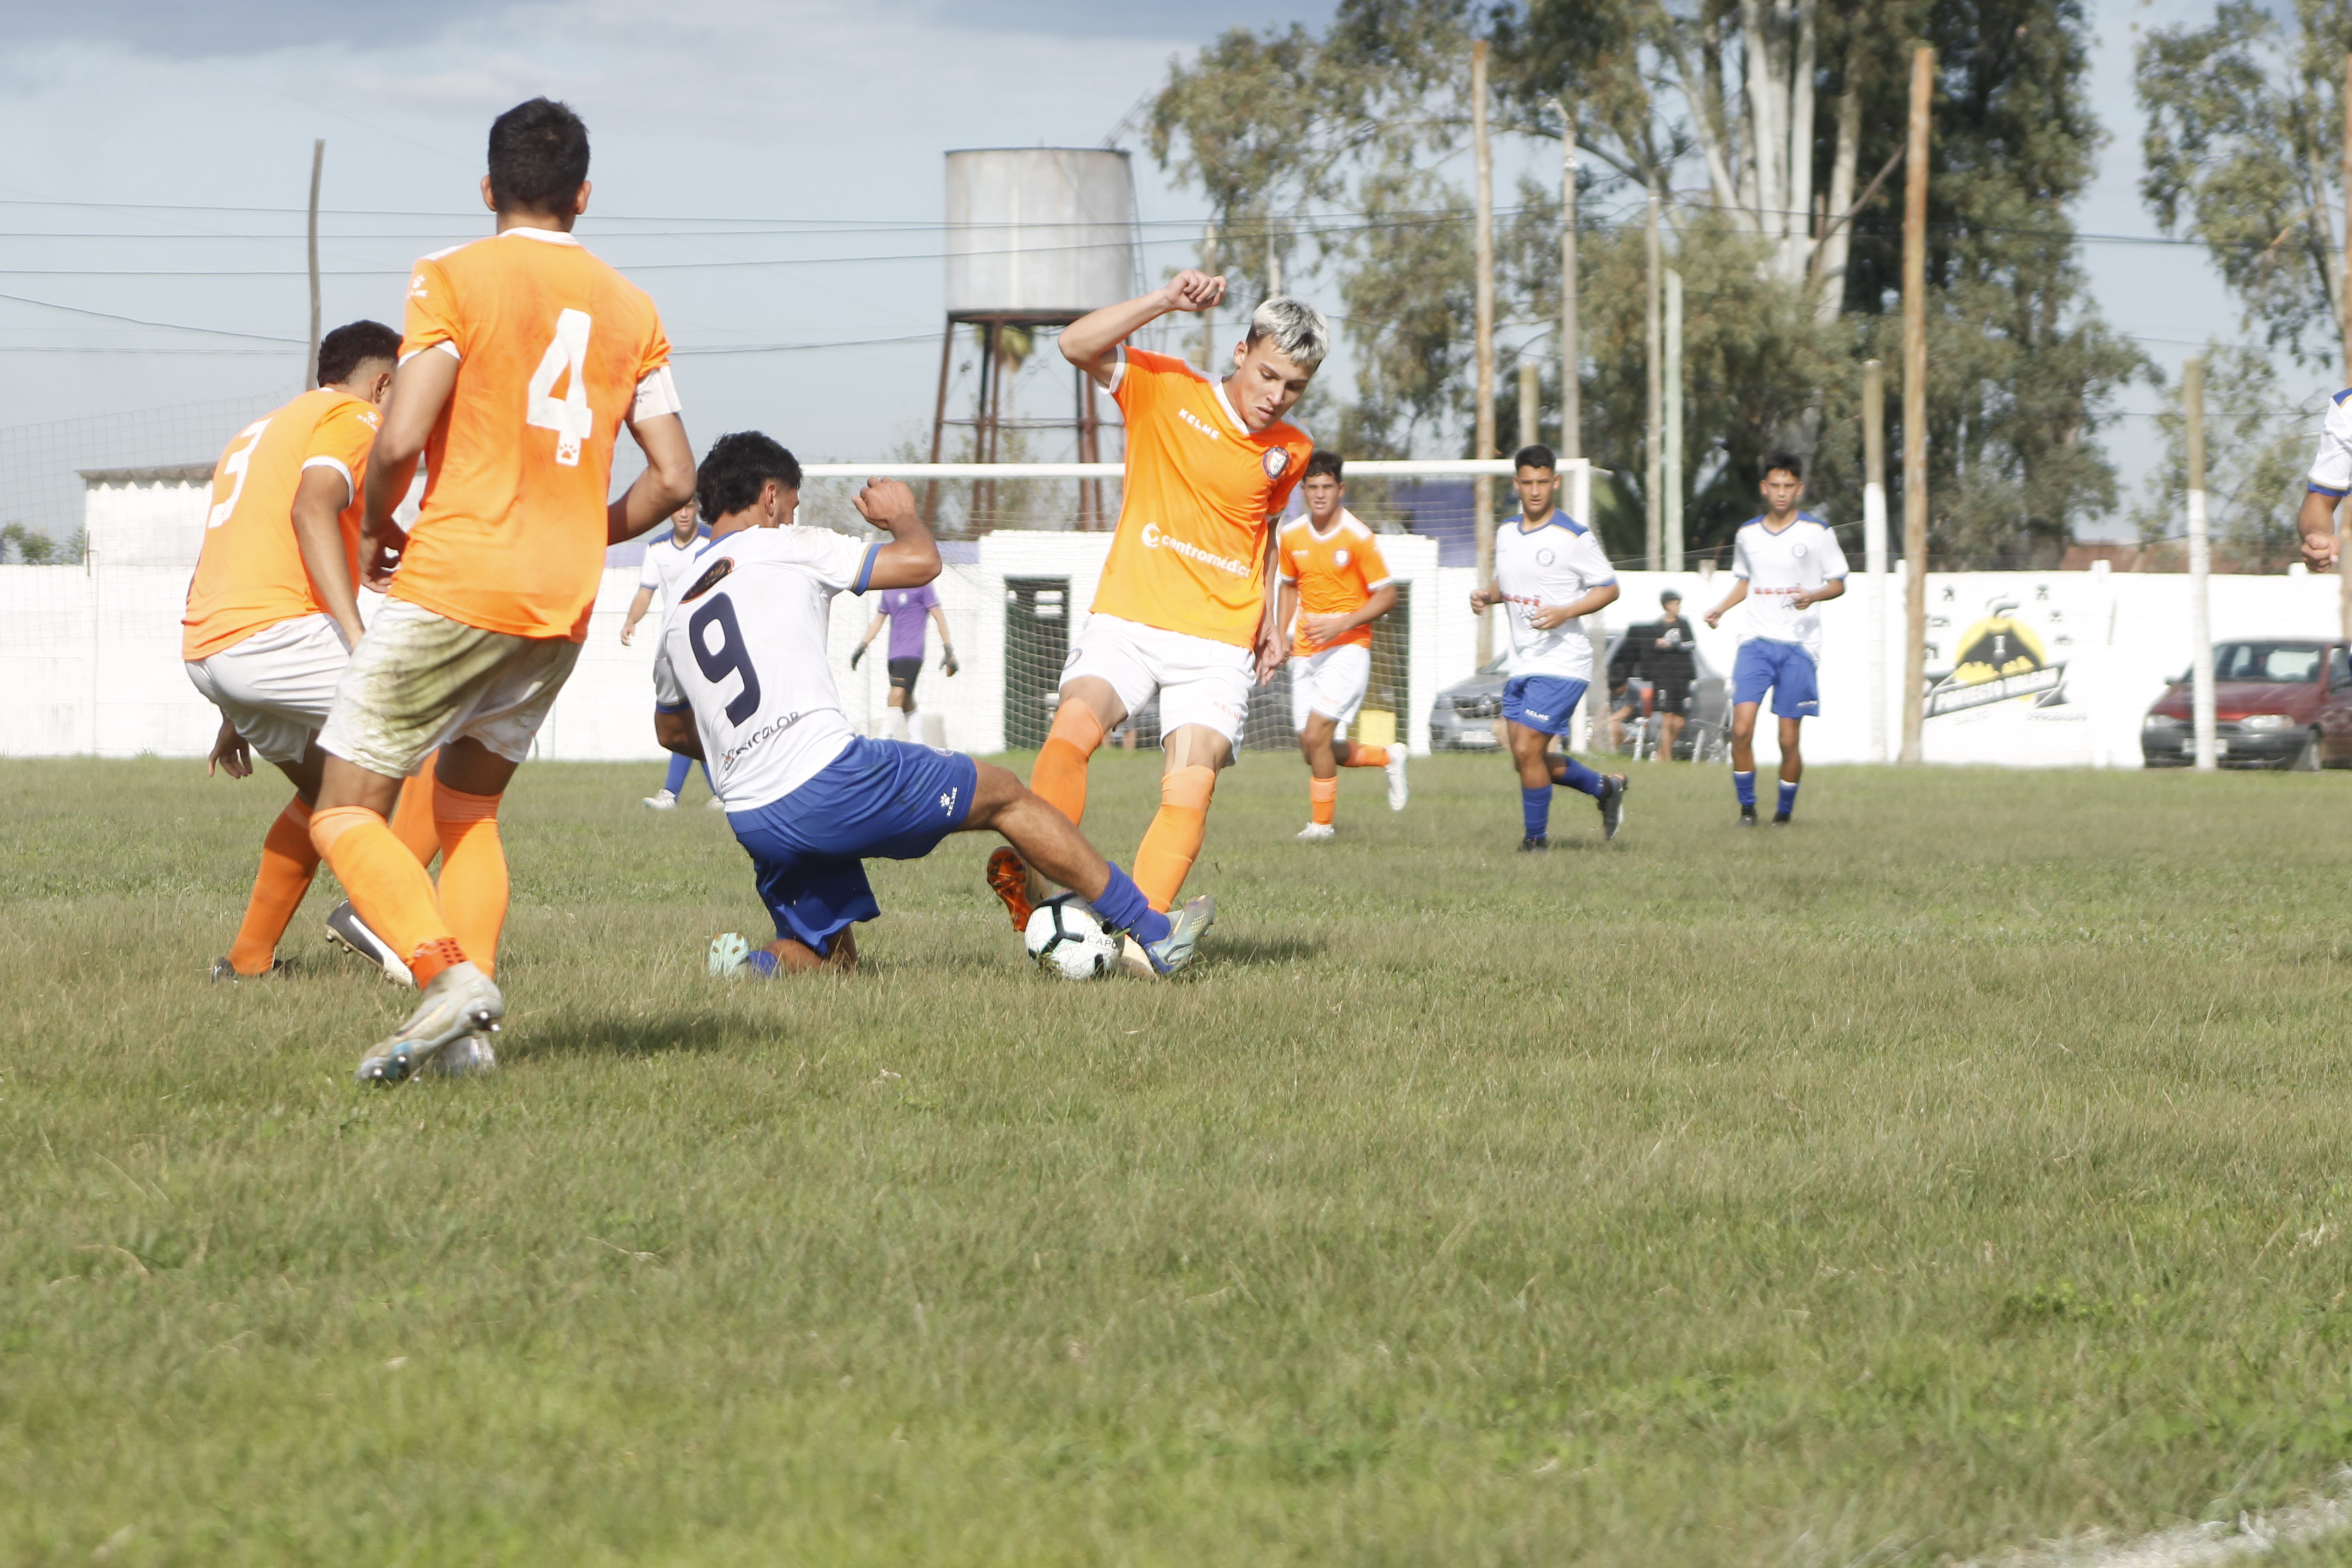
[1058,270,1227,386]
[851,478,942,590]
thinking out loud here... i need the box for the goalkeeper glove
[850,645,865,669]
[943,644,959,677]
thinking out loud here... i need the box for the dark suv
[2141,639,2352,770]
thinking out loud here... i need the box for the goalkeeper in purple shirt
[851,582,957,740]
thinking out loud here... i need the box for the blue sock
[698,759,715,793]
[1777,780,1799,818]
[1553,755,1607,797]
[1522,786,1551,839]
[1091,863,1171,947]
[663,752,691,794]
[1734,771,1756,809]
[745,948,779,978]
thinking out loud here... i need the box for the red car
[2141,639,2352,769]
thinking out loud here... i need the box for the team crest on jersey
[680,556,735,603]
[1334,548,1350,567]
[1262,448,1289,478]
[1792,542,1809,558]
[1536,548,1556,567]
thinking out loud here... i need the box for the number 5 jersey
[652,525,884,812]
[393,227,677,642]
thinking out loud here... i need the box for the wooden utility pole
[1862,358,1890,763]
[1518,360,1539,451]
[1663,268,1684,570]
[1199,221,1219,371]
[304,139,324,388]
[1472,39,1498,665]
[2186,356,2216,771]
[1899,45,1933,765]
[1643,189,1663,570]
[2339,55,2352,636]
[1553,98,1580,460]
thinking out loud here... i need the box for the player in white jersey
[1466,445,1627,849]
[651,432,1212,978]
[620,498,720,809]
[2297,389,2352,571]
[1702,453,1848,825]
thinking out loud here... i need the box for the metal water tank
[944,149,1134,320]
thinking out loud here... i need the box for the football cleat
[1772,812,1792,826]
[1385,748,1409,811]
[1295,822,1337,841]
[985,847,1035,933]
[353,962,503,1086]
[210,956,285,983]
[423,1033,498,1078]
[643,790,678,810]
[707,932,753,979]
[1518,835,1549,853]
[1596,774,1629,841]
[1738,804,1758,827]
[1116,895,1216,978]
[325,901,414,987]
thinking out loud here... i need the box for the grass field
[10,750,2352,1565]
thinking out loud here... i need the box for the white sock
[886,709,908,741]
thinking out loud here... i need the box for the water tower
[929,148,1136,529]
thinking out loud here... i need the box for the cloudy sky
[0,0,2272,538]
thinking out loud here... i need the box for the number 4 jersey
[652,524,884,812]
[393,228,678,643]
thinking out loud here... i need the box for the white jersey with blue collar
[652,524,882,812]
[1732,511,1848,658]
[1492,510,1618,680]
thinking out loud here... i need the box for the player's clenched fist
[853,478,919,530]
[1159,269,1227,315]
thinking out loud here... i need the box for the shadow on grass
[513,1008,749,1061]
[1204,933,1326,968]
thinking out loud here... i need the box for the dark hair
[1660,589,1683,603]
[315,320,401,387]
[487,98,590,216]
[1513,444,1556,473]
[1304,450,1344,483]
[1762,451,1804,482]
[696,431,802,521]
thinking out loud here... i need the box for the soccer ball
[1024,894,1119,980]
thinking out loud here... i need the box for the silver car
[1428,638,1730,760]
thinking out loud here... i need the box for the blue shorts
[727,736,977,956]
[1732,639,1820,718]
[1502,674,1589,737]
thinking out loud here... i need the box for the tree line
[1147,0,2352,569]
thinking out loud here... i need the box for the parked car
[1428,636,1729,759]
[2141,639,2352,770]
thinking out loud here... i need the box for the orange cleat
[986,847,1035,932]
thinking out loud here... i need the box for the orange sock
[1309,775,1337,826]
[388,749,443,867]
[226,796,319,974]
[1133,764,1216,912]
[1343,744,1390,767]
[311,805,462,986]
[433,781,508,981]
[1031,701,1104,826]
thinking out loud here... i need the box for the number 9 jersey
[651,525,884,813]
[392,228,678,643]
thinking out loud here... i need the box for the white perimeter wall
[7,508,2337,767]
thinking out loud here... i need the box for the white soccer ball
[1024,894,1119,980]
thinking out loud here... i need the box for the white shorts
[1060,613,1254,748]
[1288,643,1372,732]
[318,598,581,778]
[183,613,349,765]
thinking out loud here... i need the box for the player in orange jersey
[308,99,696,1082]
[1274,451,1408,840]
[182,319,443,982]
[984,276,1324,976]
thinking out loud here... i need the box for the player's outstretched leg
[966,761,1207,977]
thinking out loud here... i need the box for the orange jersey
[1091,347,1312,647]
[1278,509,1393,656]
[181,387,382,661]
[391,228,674,641]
